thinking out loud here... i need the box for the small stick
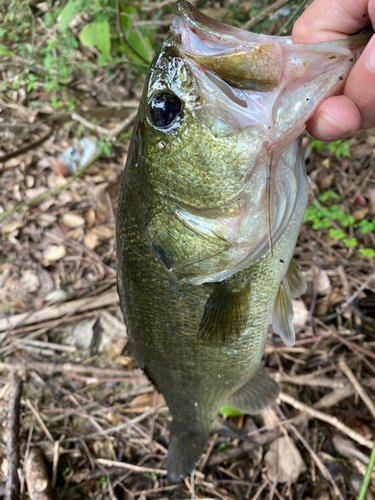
[0,126,54,164]
[278,392,373,449]
[339,360,375,419]
[71,113,111,137]
[25,399,54,443]
[25,448,53,500]
[0,359,129,378]
[243,0,291,31]
[340,270,375,311]
[86,406,157,438]
[267,151,274,257]
[199,434,218,472]
[96,458,167,475]
[287,423,344,500]
[51,441,60,489]
[276,0,310,36]
[106,109,138,142]
[5,373,22,500]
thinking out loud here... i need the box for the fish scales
[116,0,371,481]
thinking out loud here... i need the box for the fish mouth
[171,0,285,93]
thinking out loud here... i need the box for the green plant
[219,403,242,417]
[310,139,351,159]
[304,191,375,256]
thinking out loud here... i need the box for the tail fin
[167,424,208,482]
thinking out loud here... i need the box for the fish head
[139,0,370,283]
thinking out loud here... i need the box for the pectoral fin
[197,281,250,344]
[147,210,229,272]
[286,258,306,299]
[272,279,295,347]
[225,366,280,414]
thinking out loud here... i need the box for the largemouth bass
[116,0,370,481]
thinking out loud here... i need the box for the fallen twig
[25,448,53,500]
[0,359,132,378]
[276,0,310,35]
[339,360,375,419]
[0,289,119,331]
[25,399,54,443]
[71,113,111,136]
[279,392,373,449]
[96,458,167,475]
[106,109,138,142]
[243,0,291,31]
[5,374,22,500]
[86,407,158,439]
[0,126,54,163]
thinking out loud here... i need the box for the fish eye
[149,92,182,128]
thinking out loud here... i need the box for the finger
[306,95,361,140]
[343,34,375,128]
[292,0,375,44]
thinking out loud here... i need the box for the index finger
[292,0,375,43]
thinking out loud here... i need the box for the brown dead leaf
[25,187,47,199]
[2,220,23,234]
[292,299,308,332]
[59,213,85,228]
[43,245,66,261]
[83,208,95,227]
[91,225,113,239]
[130,392,166,411]
[307,266,331,295]
[265,436,306,484]
[352,209,369,221]
[84,230,99,250]
[67,228,84,240]
[37,213,57,227]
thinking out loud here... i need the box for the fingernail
[368,43,375,71]
[316,111,351,140]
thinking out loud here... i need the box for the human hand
[292,0,375,141]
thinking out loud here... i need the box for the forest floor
[0,0,374,499]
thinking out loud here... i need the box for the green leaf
[329,229,345,240]
[310,139,326,153]
[218,442,227,450]
[319,190,340,203]
[60,0,78,28]
[62,467,70,477]
[0,45,14,57]
[95,20,111,60]
[343,237,357,248]
[219,403,242,417]
[123,30,153,64]
[79,20,111,60]
[361,248,375,257]
[79,23,96,47]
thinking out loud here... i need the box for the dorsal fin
[197,281,250,344]
[225,366,280,415]
[272,279,295,347]
[286,258,306,299]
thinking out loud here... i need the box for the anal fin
[197,281,250,344]
[272,278,295,347]
[225,366,280,415]
[286,258,306,299]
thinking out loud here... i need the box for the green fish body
[116,1,370,481]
